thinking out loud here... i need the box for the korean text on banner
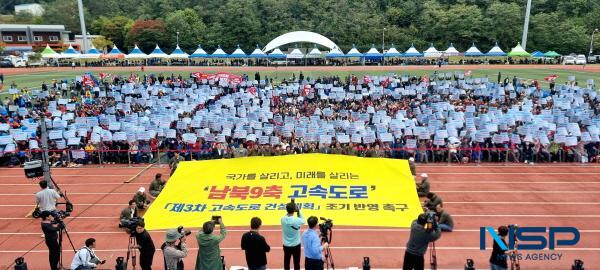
[144,154,422,230]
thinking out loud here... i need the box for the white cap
[421,173,428,178]
[138,187,145,193]
[409,157,415,162]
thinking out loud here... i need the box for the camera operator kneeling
[402,213,441,270]
[119,200,139,228]
[435,204,454,232]
[162,229,188,270]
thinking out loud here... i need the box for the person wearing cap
[424,192,443,211]
[133,187,150,210]
[149,173,166,198]
[195,217,227,270]
[41,211,61,270]
[162,229,188,270]
[416,173,430,197]
[408,157,417,176]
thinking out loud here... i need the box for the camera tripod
[510,250,521,270]
[58,223,77,270]
[321,229,335,270]
[429,241,437,270]
[125,235,138,269]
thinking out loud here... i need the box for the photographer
[162,229,188,270]
[416,173,430,197]
[489,226,509,270]
[133,187,151,210]
[302,216,328,270]
[119,200,139,228]
[148,173,166,198]
[71,238,106,270]
[402,213,441,270]
[35,180,61,212]
[196,217,227,270]
[281,201,305,270]
[423,192,443,211]
[131,220,155,270]
[40,211,62,270]
[435,204,454,232]
[241,217,271,270]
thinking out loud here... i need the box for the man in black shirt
[132,220,155,270]
[241,217,270,270]
[489,226,509,270]
[41,211,62,270]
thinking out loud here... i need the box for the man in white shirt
[71,238,105,269]
[35,180,61,212]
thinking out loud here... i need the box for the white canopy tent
[423,44,442,58]
[263,31,339,52]
[444,43,460,56]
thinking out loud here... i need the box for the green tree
[41,0,90,35]
[126,19,168,53]
[91,16,133,49]
[91,36,114,52]
[209,0,261,51]
[164,9,206,52]
[483,2,522,48]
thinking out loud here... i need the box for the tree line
[1,0,599,55]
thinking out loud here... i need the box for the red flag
[192,72,204,79]
[363,76,371,84]
[544,74,558,81]
[82,75,95,86]
[381,77,391,88]
[302,85,311,96]
[99,72,107,80]
[464,70,472,76]
[247,86,257,96]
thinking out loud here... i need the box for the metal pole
[177,31,180,46]
[40,116,54,189]
[77,0,89,53]
[589,29,598,59]
[382,27,386,52]
[521,0,532,50]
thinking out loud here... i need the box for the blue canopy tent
[148,45,168,59]
[464,43,484,57]
[125,45,148,59]
[326,47,345,58]
[403,44,423,57]
[249,45,268,58]
[364,44,383,62]
[531,51,544,58]
[189,45,209,58]
[268,48,287,59]
[228,44,247,58]
[486,42,507,57]
[345,44,363,58]
[167,45,189,59]
[61,44,81,59]
[383,44,403,58]
[210,45,229,58]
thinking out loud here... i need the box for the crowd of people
[1,70,599,168]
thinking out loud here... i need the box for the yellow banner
[144,154,422,230]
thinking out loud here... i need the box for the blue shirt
[302,228,322,260]
[281,212,305,247]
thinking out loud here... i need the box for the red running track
[0,163,599,269]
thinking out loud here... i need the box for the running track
[2,64,600,76]
[0,163,599,269]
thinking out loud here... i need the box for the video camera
[120,217,143,234]
[177,226,192,238]
[424,211,438,231]
[319,217,334,243]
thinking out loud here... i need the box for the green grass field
[3,67,599,92]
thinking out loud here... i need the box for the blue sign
[480,226,580,250]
